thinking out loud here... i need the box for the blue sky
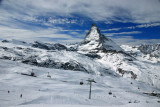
[0,0,160,45]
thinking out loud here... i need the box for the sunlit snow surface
[0,59,160,107]
[0,38,160,106]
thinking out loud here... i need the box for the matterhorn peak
[84,24,101,43]
[79,24,123,53]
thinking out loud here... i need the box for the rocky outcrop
[32,41,67,50]
[138,44,160,58]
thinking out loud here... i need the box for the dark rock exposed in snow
[2,40,9,43]
[117,68,137,79]
[0,56,12,60]
[49,43,67,50]
[138,44,160,57]
[32,41,50,50]
[21,57,88,73]
[84,53,101,59]
[32,41,67,50]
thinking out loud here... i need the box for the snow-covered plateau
[0,24,160,107]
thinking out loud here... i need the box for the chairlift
[47,72,51,78]
[80,81,83,85]
[80,79,84,85]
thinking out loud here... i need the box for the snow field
[0,59,160,107]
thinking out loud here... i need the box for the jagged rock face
[32,41,67,50]
[32,41,50,50]
[138,44,160,57]
[22,57,88,73]
[78,24,122,53]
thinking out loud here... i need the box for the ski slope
[0,59,160,107]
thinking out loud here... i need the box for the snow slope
[1,38,160,89]
[0,59,160,107]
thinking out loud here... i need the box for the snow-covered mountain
[138,44,160,56]
[121,44,160,63]
[0,24,160,87]
[0,24,160,107]
[78,24,123,53]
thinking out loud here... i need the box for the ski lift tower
[86,78,96,99]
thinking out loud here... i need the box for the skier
[20,94,22,98]
[8,90,10,93]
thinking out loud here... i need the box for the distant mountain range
[0,24,160,89]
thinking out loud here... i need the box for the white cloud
[101,28,121,32]
[127,23,160,29]
[21,16,82,26]
[0,25,76,42]
[104,31,141,36]
[101,22,160,32]
[1,0,160,24]
[111,36,160,46]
